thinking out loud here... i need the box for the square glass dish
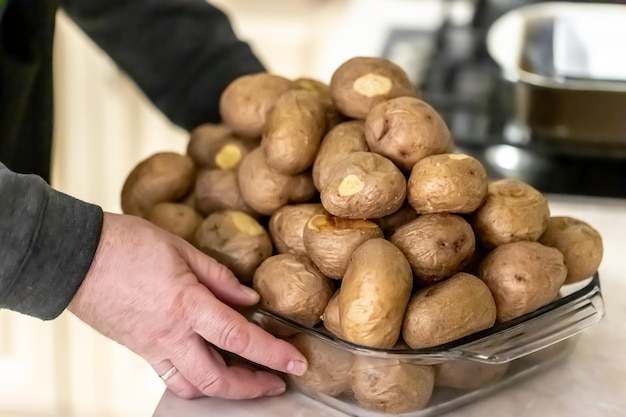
[245,273,604,417]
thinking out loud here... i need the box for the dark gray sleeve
[60,0,266,131]
[0,163,103,320]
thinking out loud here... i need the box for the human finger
[173,334,287,399]
[186,289,308,377]
[180,244,260,306]
[152,359,203,400]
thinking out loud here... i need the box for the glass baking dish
[245,273,604,417]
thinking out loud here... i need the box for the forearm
[60,0,265,131]
[0,163,103,320]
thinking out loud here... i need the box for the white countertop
[152,195,626,417]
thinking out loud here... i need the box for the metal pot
[486,2,626,148]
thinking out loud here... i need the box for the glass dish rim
[247,272,601,358]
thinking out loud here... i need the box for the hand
[68,212,307,399]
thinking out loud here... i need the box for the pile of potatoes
[121,56,604,414]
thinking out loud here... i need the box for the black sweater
[0,0,264,319]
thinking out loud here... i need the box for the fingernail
[287,360,308,376]
[267,385,286,396]
[240,285,259,301]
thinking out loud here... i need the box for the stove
[382,0,626,199]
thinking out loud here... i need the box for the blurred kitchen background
[1,0,624,416]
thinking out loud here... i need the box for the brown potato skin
[262,89,327,175]
[289,333,353,397]
[312,120,369,191]
[320,151,406,219]
[293,77,331,97]
[351,356,435,414]
[321,290,343,338]
[121,152,196,217]
[144,202,203,243]
[187,122,252,164]
[538,216,603,284]
[293,77,346,130]
[330,56,417,119]
[365,97,453,171]
[374,202,419,238]
[460,244,488,276]
[390,214,475,286]
[238,148,317,216]
[219,73,294,139]
[303,214,384,279]
[478,241,568,322]
[187,124,232,165]
[435,361,510,390]
[194,168,257,217]
[178,190,196,209]
[339,239,413,349]
[187,131,255,170]
[252,254,334,327]
[402,273,496,348]
[268,203,325,256]
[471,179,550,249]
[408,153,488,214]
[188,123,232,143]
[195,210,273,283]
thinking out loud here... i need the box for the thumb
[180,243,260,306]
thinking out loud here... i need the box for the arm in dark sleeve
[60,0,266,131]
[0,163,103,320]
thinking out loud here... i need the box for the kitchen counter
[152,195,626,417]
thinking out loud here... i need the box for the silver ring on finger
[159,365,178,382]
